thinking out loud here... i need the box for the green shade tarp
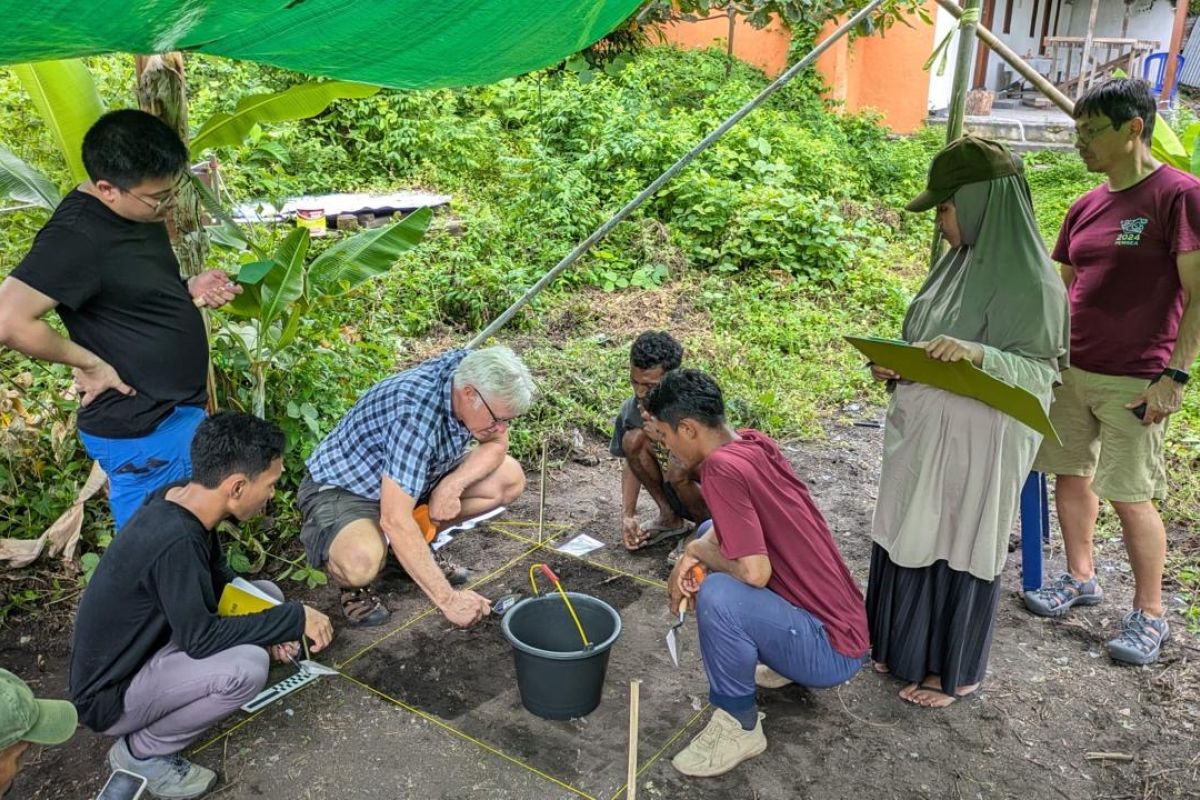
[0,1,642,88]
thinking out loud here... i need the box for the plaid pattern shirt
[306,349,473,500]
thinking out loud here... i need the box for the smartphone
[96,769,147,800]
[1131,375,1162,420]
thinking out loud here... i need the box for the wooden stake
[626,679,641,800]
[537,438,548,545]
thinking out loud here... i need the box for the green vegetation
[0,46,1195,628]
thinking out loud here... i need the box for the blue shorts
[79,405,206,531]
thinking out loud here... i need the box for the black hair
[81,109,189,187]
[630,331,683,371]
[1075,79,1156,144]
[644,369,725,428]
[190,412,285,489]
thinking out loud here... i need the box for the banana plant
[216,207,433,417]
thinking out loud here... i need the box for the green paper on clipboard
[846,335,1060,445]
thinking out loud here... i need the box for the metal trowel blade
[299,660,339,676]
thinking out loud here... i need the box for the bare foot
[898,682,921,702]
[906,676,981,708]
[872,661,890,674]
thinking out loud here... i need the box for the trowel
[666,596,689,668]
[297,659,338,676]
[666,566,705,667]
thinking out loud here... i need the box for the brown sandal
[339,586,391,627]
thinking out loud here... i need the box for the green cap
[0,669,77,751]
[905,135,1020,212]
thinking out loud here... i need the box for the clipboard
[846,335,1060,444]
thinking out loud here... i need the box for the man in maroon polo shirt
[1025,79,1200,666]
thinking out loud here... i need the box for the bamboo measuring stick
[537,438,548,545]
[626,679,641,800]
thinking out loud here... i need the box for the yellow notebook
[846,335,1060,445]
[218,577,280,617]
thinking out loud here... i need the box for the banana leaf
[12,59,104,184]
[308,207,433,297]
[190,81,380,156]
[0,144,61,209]
[259,228,309,328]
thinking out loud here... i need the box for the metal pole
[935,0,1074,114]
[945,0,981,143]
[467,0,887,349]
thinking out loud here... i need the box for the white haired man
[299,346,534,628]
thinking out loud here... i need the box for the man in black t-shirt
[612,331,708,552]
[0,109,241,530]
[71,413,333,800]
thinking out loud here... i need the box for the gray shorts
[297,474,381,568]
[297,460,467,567]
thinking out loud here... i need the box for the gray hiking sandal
[1107,609,1170,666]
[1022,572,1103,618]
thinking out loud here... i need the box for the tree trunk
[135,54,218,412]
[135,53,209,280]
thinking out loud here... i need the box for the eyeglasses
[473,387,516,432]
[1074,121,1115,145]
[120,174,186,214]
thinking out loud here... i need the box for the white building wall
[1063,0,1174,45]
[976,0,1176,91]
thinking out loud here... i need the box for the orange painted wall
[814,3,939,133]
[656,12,792,78]
[655,6,938,134]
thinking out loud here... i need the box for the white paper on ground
[430,506,507,551]
[555,533,604,557]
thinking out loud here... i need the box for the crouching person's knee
[500,457,526,505]
[217,645,270,704]
[330,545,384,588]
[696,573,741,619]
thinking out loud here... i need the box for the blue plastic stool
[1019,472,1049,592]
[1143,52,1186,103]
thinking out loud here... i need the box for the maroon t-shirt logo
[1115,217,1149,247]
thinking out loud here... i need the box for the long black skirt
[865,543,1001,692]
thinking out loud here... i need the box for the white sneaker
[108,736,217,799]
[671,708,767,777]
[754,663,793,689]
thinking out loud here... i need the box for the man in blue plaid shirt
[299,346,535,627]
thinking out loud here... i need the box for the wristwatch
[1161,367,1190,385]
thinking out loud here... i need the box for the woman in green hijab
[866,136,1069,708]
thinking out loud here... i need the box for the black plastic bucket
[501,592,622,720]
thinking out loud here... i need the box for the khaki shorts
[1033,367,1167,502]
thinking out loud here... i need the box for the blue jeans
[79,405,206,531]
[696,573,865,715]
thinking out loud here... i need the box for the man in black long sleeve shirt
[70,413,333,799]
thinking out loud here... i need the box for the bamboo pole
[935,0,1075,115]
[466,0,887,349]
[1076,0,1101,100]
[626,679,642,800]
[945,0,981,143]
[537,438,547,545]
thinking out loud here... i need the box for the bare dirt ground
[5,418,1199,799]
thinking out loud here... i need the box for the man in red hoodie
[646,369,869,777]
